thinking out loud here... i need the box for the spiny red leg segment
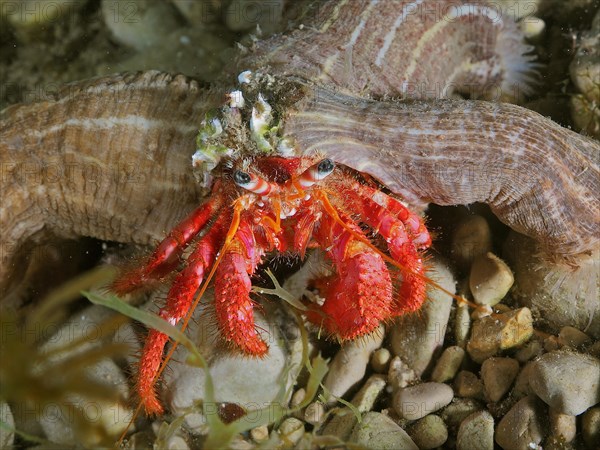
[136,215,227,415]
[112,188,222,294]
[304,211,393,340]
[337,182,430,313]
[213,219,268,355]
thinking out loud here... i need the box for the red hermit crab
[113,153,431,415]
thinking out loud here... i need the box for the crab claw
[306,220,393,340]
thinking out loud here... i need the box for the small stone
[304,402,325,425]
[582,407,600,448]
[371,347,391,373]
[277,417,304,446]
[454,302,471,348]
[101,0,181,51]
[0,402,14,448]
[557,326,591,348]
[431,346,465,383]
[456,410,494,450]
[320,375,387,441]
[495,396,546,450]
[440,398,483,429]
[480,357,520,402]
[514,339,543,363]
[407,414,448,449]
[549,408,576,443]
[394,383,454,421]
[469,252,514,306]
[454,371,483,399]
[544,335,560,352]
[467,307,533,363]
[529,350,600,416]
[322,325,384,403]
[519,17,546,41]
[388,356,418,390]
[350,412,418,450]
[451,215,492,269]
[512,362,535,399]
[391,257,455,375]
[250,425,269,443]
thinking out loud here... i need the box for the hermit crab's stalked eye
[233,169,274,195]
[297,158,336,189]
[317,158,335,176]
[233,170,252,186]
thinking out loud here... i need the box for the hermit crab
[108,67,442,415]
[113,148,431,415]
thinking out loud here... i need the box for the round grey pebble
[549,408,576,443]
[456,410,494,450]
[394,382,454,420]
[495,396,546,450]
[440,398,483,429]
[407,414,448,449]
[481,357,520,402]
[529,350,600,415]
[469,252,514,306]
[371,347,391,373]
[350,412,418,450]
[430,346,465,383]
[451,215,492,269]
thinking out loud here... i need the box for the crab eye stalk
[233,169,275,195]
[297,158,336,189]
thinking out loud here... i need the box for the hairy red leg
[112,187,223,294]
[302,210,393,340]
[213,218,268,355]
[343,185,429,313]
[136,215,227,415]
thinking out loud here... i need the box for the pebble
[519,17,546,41]
[371,347,391,373]
[549,408,576,443]
[322,325,384,403]
[557,326,591,348]
[512,362,535,399]
[0,402,14,448]
[165,299,301,433]
[393,383,454,421]
[440,398,483,429]
[454,371,484,399]
[495,396,546,450]
[506,232,600,338]
[388,356,418,390]
[430,346,465,383]
[514,339,543,363]
[582,407,600,448]
[304,402,325,425]
[250,424,269,443]
[529,350,600,416]
[320,375,387,441]
[454,302,471,348]
[451,215,492,269]
[456,410,494,450]
[4,0,86,42]
[469,252,514,306]
[407,414,448,449]
[101,0,181,51]
[277,418,304,446]
[466,307,533,363]
[391,256,455,375]
[350,412,418,450]
[38,305,133,446]
[480,357,520,403]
